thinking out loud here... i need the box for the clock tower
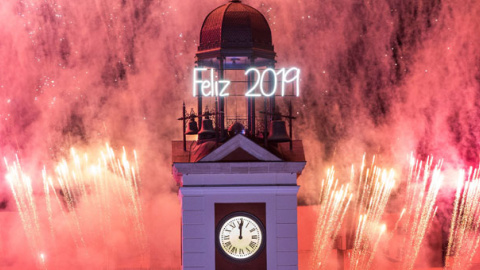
[172,1,305,269]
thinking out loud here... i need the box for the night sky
[1,0,480,269]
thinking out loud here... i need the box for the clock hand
[239,218,244,240]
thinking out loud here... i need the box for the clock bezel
[215,211,266,263]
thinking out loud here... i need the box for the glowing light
[193,67,207,97]
[278,67,300,96]
[245,68,261,97]
[350,156,395,270]
[446,167,480,270]
[259,68,277,97]
[4,144,149,266]
[398,156,443,270]
[4,156,43,267]
[39,252,46,269]
[193,67,301,97]
[310,167,352,269]
[193,67,230,97]
[379,155,443,270]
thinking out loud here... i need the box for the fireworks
[4,156,43,268]
[399,155,443,270]
[311,167,352,269]
[350,156,395,270]
[310,156,397,270]
[8,144,480,270]
[446,167,480,270]
[4,143,148,268]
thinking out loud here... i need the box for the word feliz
[192,67,301,97]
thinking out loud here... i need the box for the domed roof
[197,0,275,60]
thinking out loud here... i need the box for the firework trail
[51,144,149,263]
[350,157,395,270]
[446,167,480,270]
[399,155,443,270]
[310,167,352,269]
[4,156,46,269]
[4,143,149,269]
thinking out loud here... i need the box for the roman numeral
[252,235,258,239]
[246,222,250,228]
[246,247,251,252]
[249,241,256,249]
[223,235,230,240]
[225,229,231,232]
[239,249,244,255]
[231,247,237,254]
[230,223,236,228]
[224,241,232,248]
[250,228,255,233]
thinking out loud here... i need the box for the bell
[198,115,216,140]
[185,116,199,135]
[267,114,290,143]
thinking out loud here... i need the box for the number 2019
[192,67,300,97]
[244,67,300,97]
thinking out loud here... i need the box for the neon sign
[193,67,300,97]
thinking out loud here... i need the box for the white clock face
[217,213,265,260]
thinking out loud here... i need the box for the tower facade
[172,1,305,269]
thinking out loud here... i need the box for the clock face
[217,212,265,261]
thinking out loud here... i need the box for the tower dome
[196,0,275,65]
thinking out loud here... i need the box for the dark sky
[1,0,480,268]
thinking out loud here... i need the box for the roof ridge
[221,2,232,42]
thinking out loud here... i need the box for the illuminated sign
[193,67,300,97]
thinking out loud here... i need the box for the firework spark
[399,155,443,270]
[350,157,395,270]
[4,144,149,268]
[4,156,44,268]
[310,167,352,269]
[446,167,480,270]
